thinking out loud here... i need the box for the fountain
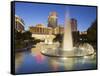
[63,11,73,51]
[41,10,95,58]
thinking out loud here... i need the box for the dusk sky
[15,2,97,31]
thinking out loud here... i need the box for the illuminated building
[79,31,87,35]
[53,26,64,34]
[15,15,25,32]
[29,24,53,34]
[79,31,87,42]
[29,24,55,44]
[48,11,58,28]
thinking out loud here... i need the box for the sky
[15,2,97,31]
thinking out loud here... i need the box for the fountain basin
[41,43,95,58]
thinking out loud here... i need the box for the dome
[36,24,45,28]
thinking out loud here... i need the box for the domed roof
[36,24,45,28]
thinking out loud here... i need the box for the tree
[53,34,63,43]
[22,31,32,40]
[87,19,97,42]
[15,30,23,40]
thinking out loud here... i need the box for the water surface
[15,47,97,74]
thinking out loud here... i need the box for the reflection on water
[15,47,97,74]
[15,52,24,70]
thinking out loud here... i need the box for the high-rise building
[15,15,25,32]
[48,11,58,28]
[70,18,79,45]
[70,18,77,32]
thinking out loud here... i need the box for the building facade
[29,24,53,35]
[15,15,25,32]
[29,24,55,44]
[53,26,64,34]
[48,12,58,28]
[29,24,64,35]
[79,31,87,42]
